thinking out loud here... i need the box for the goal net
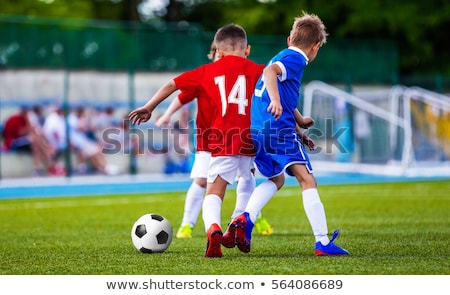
[302,81,450,177]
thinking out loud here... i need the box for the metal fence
[1,14,400,84]
[2,15,449,179]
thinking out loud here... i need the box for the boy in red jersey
[129,24,265,258]
[156,42,274,240]
[195,25,266,258]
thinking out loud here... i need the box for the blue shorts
[10,136,32,152]
[252,132,313,178]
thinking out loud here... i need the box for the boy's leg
[302,188,329,244]
[232,174,255,219]
[233,172,274,235]
[222,174,255,248]
[177,179,205,238]
[245,173,284,222]
[203,175,228,258]
[291,163,329,244]
[290,164,349,255]
[233,175,283,253]
[203,193,223,258]
[177,152,210,238]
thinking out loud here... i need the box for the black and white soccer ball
[131,213,173,253]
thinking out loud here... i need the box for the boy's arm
[155,96,183,128]
[128,80,178,125]
[264,64,283,120]
[156,87,198,128]
[294,109,314,129]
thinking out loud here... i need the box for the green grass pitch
[0,179,448,275]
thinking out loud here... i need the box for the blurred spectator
[30,104,65,175]
[163,107,192,174]
[92,106,117,139]
[67,106,120,175]
[1,106,57,175]
[28,104,46,128]
[42,106,67,174]
[102,115,140,156]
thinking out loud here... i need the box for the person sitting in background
[101,115,141,156]
[43,105,120,176]
[29,104,65,176]
[163,107,192,174]
[91,105,117,143]
[68,106,120,175]
[42,106,68,175]
[1,105,56,176]
[28,104,46,128]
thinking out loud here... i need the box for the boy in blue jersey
[231,12,349,256]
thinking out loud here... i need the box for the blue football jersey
[250,46,312,177]
[251,46,308,135]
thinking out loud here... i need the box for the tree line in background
[2,0,449,76]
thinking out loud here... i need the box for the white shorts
[71,133,100,157]
[189,151,211,179]
[207,155,255,184]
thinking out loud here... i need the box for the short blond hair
[289,12,328,47]
[207,41,216,61]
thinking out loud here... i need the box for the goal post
[302,81,450,176]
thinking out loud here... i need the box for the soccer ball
[131,213,173,253]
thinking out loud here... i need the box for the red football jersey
[2,113,29,150]
[175,79,214,153]
[174,55,264,156]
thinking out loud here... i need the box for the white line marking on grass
[0,194,186,211]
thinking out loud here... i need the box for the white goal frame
[302,81,450,177]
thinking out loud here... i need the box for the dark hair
[213,24,247,52]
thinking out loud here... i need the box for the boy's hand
[128,107,152,125]
[267,101,283,120]
[302,135,315,151]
